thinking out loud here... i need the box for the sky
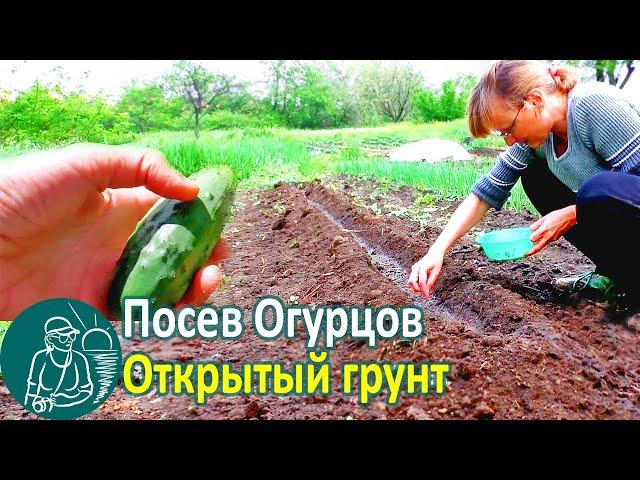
[0,60,498,99]
[1,60,639,103]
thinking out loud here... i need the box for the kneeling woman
[409,60,640,307]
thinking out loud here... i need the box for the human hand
[0,144,230,320]
[526,205,577,257]
[408,247,445,299]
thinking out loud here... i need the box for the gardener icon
[24,316,94,414]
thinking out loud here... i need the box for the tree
[353,62,424,122]
[595,60,635,89]
[321,61,358,126]
[412,74,476,123]
[263,61,352,128]
[116,82,188,133]
[164,61,240,138]
[263,60,304,116]
[564,60,636,89]
[212,81,258,113]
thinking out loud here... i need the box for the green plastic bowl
[476,227,534,261]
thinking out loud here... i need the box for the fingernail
[184,180,200,196]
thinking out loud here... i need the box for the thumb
[69,144,199,201]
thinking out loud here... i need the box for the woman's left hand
[526,205,577,256]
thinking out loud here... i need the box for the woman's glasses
[495,103,524,139]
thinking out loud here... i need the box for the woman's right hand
[408,247,445,299]
[407,193,490,300]
[0,144,228,320]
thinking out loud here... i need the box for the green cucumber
[107,166,235,318]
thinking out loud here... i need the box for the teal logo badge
[0,298,122,419]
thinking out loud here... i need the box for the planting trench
[1,178,639,419]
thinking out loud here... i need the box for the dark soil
[2,176,639,420]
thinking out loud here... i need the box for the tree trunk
[194,110,200,139]
[607,61,618,85]
[619,61,635,89]
[274,68,281,112]
[595,62,605,82]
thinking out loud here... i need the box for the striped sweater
[471,81,640,210]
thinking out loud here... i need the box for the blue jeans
[521,156,640,294]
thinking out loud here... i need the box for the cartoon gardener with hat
[25,316,94,413]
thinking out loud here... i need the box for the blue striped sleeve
[573,92,640,174]
[471,143,535,210]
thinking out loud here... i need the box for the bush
[0,85,136,146]
[200,110,283,130]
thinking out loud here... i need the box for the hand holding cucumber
[0,144,231,320]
